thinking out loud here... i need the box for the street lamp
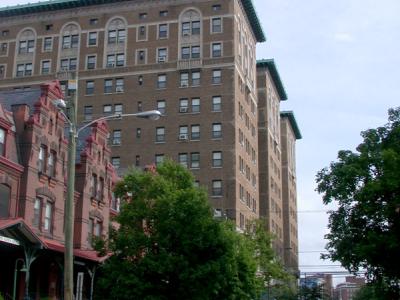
[13,258,26,300]
[53,96,161,300]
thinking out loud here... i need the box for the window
[212,180,222,196]
[156,127,165,142]
[107,53,125,67]
[212,43,222,57]
[98,177,104,201]
[157,100,166,114]
[179,99,189,113]
[191,98,200,113]
[43,37,52,51]
[212,4,221,11]
[62,34,79,49]
[108,29,125,44]
[180,72,189,87]
[90,18,98,25]
[138,75,143,85]
[212,151,222,167]
[138,26,147,40]
[104,79,113,93]
[0,43,6,54]
[47,151,56,177]
[33,198,41,228]
[0,184,10,218]
[137,101,142,112]
[103,105,112,115]
[112,130,121,145]
[16,63,32,77]
[181,46,200,59]
[44,202,53,232]
[190,152,200,168]
[41,60,51,75]
[88,32,97,46]
[157,74,166,89]
[87,55,96,69]
[84,80,94,95]
[192,21,200,35]
[192,71,200,86]
[181,47,190,59]
[0,128,5,156]
[60,58,77,71]
[2,30,9,37]
[155,154,164,166]
[191,46,200,58]
[178,153,188,167]
[212,123,222,139]
[84,106,93,121]
[182,22,190,35]
[179,126,188,140]
[94,221,102,237]
[0,65,4,77]
[157,48,167,63]
[139,12,147,19]
[212,69,222,84]
[115,78,124,92]
[211,18,222,33]
[191,125,200,140]
[158,24,168,38]
[111,156,121,169]
[38,145,46,173]
[137,50,146,62]
[115,104,123,114]
[135,155,140,167]
[18,39,35,54]
[212,96,221,111]
[136,128,141,138]
[159,10,168,17]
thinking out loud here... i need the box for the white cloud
[333,32,354,42]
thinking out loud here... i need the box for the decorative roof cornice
[257,58,288,101]
[0,0,266,42]
[240,0,266,42]
[280,111,302,140]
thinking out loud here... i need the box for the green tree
[95,160,268,300]
[316,108,400,297]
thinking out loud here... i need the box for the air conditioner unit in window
[107,63,115,68]
[179,107,188,113]
[116,87,124,93]
[178,133,188,140]
[214,209,222,218]
[180,81,189,88]
[158,56,166,63]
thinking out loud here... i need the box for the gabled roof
[0,89,41,113]
[0,0,266,42]
[257,59,288,101]
[280,111,302,140]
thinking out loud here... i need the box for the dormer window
[0,128,5,156]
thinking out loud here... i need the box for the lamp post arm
[75,114,122,137]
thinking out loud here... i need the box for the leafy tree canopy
[316,108,400,295]
[95,160,289,300]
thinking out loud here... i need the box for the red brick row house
[0,80,118,300]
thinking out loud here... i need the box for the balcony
[177,58,202,70]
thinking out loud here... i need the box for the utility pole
[64,71,78,300]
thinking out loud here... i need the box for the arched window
[106,18,126,44]
[17,29,35,54]
[61,23,80,49]
[0,184,11,218]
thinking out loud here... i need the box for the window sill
[155,141,166,144]
[211,195,223,198]
[111,144,121,147]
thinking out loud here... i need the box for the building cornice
[0,0,265,42]
[257,58,288,101]
[280,111,302,140]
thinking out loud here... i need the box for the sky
[2,0,400,286]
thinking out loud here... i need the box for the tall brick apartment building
[0,81,118,299]
[0,0,301,273]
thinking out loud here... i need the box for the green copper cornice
[281,111,302,140]
[257,59,288,101]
